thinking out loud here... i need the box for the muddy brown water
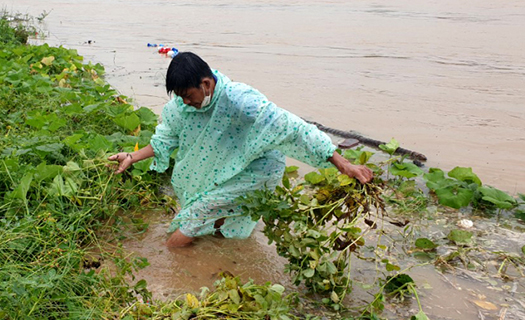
[6,0,525,318]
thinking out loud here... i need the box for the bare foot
[166,230,194,248]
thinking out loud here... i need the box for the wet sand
[7,0,525,194]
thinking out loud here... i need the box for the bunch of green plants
[424,167,520,211]
[0,17,173,318]
[0,11,37,45]
[240,138,524,318]
[120,273,302,320]
[371,139,522,215]
[239,165,386,310]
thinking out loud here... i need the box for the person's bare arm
[108,144,155,174]
[328,151,373,184]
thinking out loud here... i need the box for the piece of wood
[338,138,359,149]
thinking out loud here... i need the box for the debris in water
[457,219,474,229]
[338,138,359,149]
[472,299,498,311]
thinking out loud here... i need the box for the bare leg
[166,229,194,248]
[214,218,226,237]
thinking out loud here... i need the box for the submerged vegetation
[1,12,524,320]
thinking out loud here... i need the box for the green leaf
[25,113,46,129]
[284,166,299,173]
[41,56,55,66]
[89,134,114,153]
[307,229,321,239]
[136,107,158,126]
[337,174,353,186]
[435,187,473,209]
[288,245,300,258]
[299,194,310,205]
[282,174,290,189]
[326,261,338,275]
[415,238,438,250]
[330,291,340,303]
[83,103,102,113]
[35,143,64,154]
[378,138,399,155]
[64,161,82,173]
[62,103,83,115]
[447,229,473,245]
[132,158,153,176]
[411,310,429,320]
[386,263,400,271]
[448,166,482,186]
[304,171,325,185]
[10,173,33,201]
[64,133,84,146]
[104,104,132,117]
[521,245,525,256]
[303,268,315,278]
[397,180,417,195]
[384,274,414,293]
[358,151,373,165]
[113,113,140,131]
[46,114,67,132]
[48,175,78,197]
[424,168,464,193]
[269,284,285,295]
[34,163,63,182]
[478,186,517,210]
[390,162,423,179]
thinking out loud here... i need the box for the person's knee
[166,229,194,248]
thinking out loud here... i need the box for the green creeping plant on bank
[0,15,173,318]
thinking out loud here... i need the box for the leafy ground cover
[0,13,171,319]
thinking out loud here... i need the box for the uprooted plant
[239,166,387,310]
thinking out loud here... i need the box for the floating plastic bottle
[150,44,179,58]
[169,48,179,58]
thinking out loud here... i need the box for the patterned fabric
[150,70,336,238]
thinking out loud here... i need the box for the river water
[5,1,525,319]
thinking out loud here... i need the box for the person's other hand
[108,152,134,174]
[328,151,374,184]
[339,162,373,184]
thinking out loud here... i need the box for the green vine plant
[239,166,385,311]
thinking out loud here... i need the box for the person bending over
[109,52,373,248]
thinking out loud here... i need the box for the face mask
[200,85,211,108]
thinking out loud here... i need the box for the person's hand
[338,162,373,184]
[108,152,135,174]
[328,151,373,184]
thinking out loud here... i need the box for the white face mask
[200,85,211,108]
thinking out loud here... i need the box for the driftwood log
[303,119,427,165]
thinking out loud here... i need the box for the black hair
[166,52,213,97]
